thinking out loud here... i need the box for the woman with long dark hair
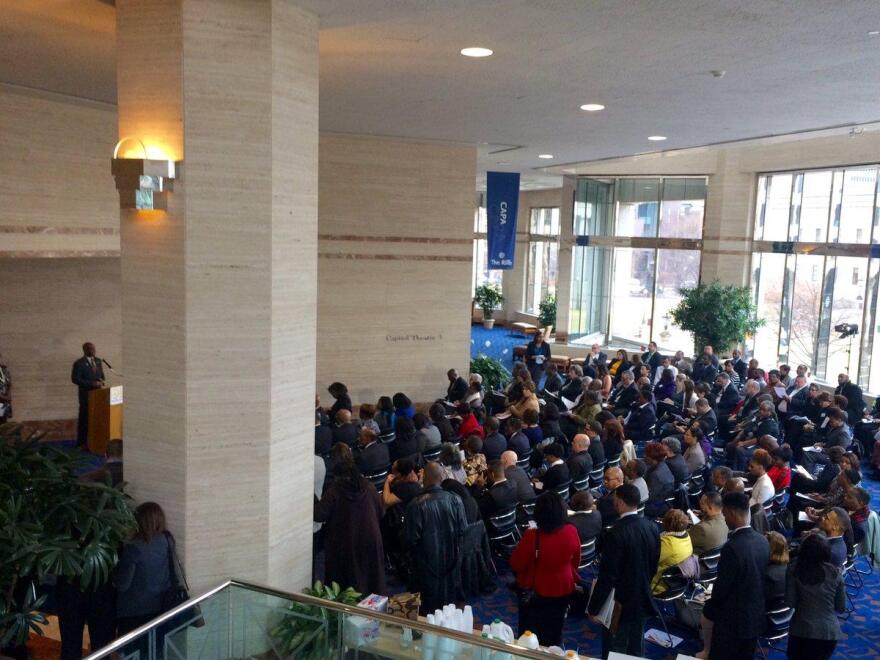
[786,534,846,660]
[327,382,352,418]
[315,462,386,595]
[115,502,173,636]
[509,491,580,647]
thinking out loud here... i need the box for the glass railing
[84,579,590,659]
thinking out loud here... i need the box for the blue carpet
[470,324,531,370]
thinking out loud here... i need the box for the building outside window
[472,203,502,295]
[750,165,880,392]
[569,177,706,354]
[524,207,560,314]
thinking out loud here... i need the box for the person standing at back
[701,491,770,660]
[71,342,105,447]
[587,483,660,658]
[404,462,468,614]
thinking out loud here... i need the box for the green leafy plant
[270,580,361,659]
[473,284,504,320]
[470,355,512,391]
[0,423,137,648]
[669,280,765,352]
[538,294,557,330]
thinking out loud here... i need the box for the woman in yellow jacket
[652,508,693,593]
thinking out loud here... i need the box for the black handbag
[161,532,205,628]
[518,530,540,606]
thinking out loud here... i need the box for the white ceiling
[3,0,880,190]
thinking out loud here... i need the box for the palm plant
[0,423,136,648]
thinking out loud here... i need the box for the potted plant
[669,280,764,353]
[0,423,136,654]
[538,294,557,335]
[270,581,361,658]
[473,284,504,329]
[469,355,512,391]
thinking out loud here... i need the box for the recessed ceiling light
[460,47,493,57]
[538,154,554,159]
[648,135,667,141]
[869,30,880,36]
[580,103,605,112]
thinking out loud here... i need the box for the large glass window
[471,205,501,294]
[751,165,880,392]
[569,176,705,353]
[524,207,560,314]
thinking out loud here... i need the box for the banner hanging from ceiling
[486,171,520,270]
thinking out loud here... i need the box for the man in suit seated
[568,491,602,543]
[725,400,780,470]
[800,407,852,471]
[689,491,728,556]
[587,483,660,658]
[505,417,530,457]
[445,368,469,404]
[476,460,519,520]
[533,443,570,493]
[608,370,639,416]
[596,466,625,527]
[622,386,657,443]
[641,341,662,380]
[501,450,536,504]
[356,427,390,475]
[331,409,359,447]
[482,416,507,461]
[713,372,742,420]
[567,434,593,485]
[661,436,690,487]
[701,491,770,660]
[726,379,761,438]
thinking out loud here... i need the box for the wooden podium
[87,386,123,454]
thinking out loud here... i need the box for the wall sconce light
[111,138,178,210]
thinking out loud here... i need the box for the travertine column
[553,176,576,342]
[117,0,318,591]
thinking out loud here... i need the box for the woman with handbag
[114,502,174,639]
[509,491,580,647]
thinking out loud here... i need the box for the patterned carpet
[470,323,532,370]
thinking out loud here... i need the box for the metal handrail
[85,577,566,659]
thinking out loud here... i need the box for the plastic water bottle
[423,614,436,660]
[463,605,474,633]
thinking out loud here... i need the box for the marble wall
[317,133,476,406]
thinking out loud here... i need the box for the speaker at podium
[88,386,123,454]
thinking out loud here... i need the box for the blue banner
[486,171,520,270]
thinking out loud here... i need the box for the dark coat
[609,383,638,412]
[332,422,359,447]
[786,386,810,416]
[507,431,530,456]
[567,450,593,483]
[624,404,657,443]
[478,479,519,520]
[736,395,760,423]
[568,510,603,544]
[505,465,536,503]
[691,409,718,436]
[356,441,391,475]
[541,462,571,492]
[392,431,425,462]
[824,426,851,450]
[666,453,690,487]
[715,383,742,417]
[645,461,674,502]
[404,486,468,614]
[315,425,333,456]
[541,372,564,396]
[315,477,386,596]
[732,357,748,383]
[835,381,865,423]
[587,436,605,467]
[483,431,507,461]
[587,514,660,620]
[329,393,353,419]
[447,376,469,403]
[71,356,105,404]
[703,527,770,639]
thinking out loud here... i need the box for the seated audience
[508,379,540,418]
[767,445,792,492]
[464,373,484,408]
[540,402,565,444]
[786,534,846,660]
[534,443,570,492]
[375,396,396,432]
[358,403,381,435]
[393,392,416,419]
[835,372,866,430]
[652,508,693,593]
[559,364,585,406]
[392,416,424,461]
[522,408,544,447]
[568,491,602,543]
[462,434,487,486]
[457,402,484,439]
[506,417,530,456]
[382,457,423,507]
[429,402,455,443]
[845,486,872,543]
[446,368,469,403]
[438,442,466,483]
[482,416,506,460]
[607,348,631,381]
[540,361,564,396]
[501,450,536,503]
[608,370,638,415]
[414,412,442,450]
[567,433,593,484]
[747,448,775,508]
[682,425,706,475]
[355,427,390,475]
[643,442,675,515]
[764,531,789,608]
[653,367,676,401]
[477,459,519,519]
[584,420,606,467]
[596,466,625,526]
[623,459,649,504]
[689,491,728,556]
[662,436,690,487]
[602,418,625,462]
[441,478,480,523]
[332,409,359,447]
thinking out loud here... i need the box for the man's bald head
[604,466,624,490]
[572,434,590,452]
[335,409,351,424]
[501,450,517,468]
[423,461,444,487]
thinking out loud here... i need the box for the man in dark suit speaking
[71,342,105,447]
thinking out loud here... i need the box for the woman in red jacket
[510,491,581,647]
[456,402,484,439]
